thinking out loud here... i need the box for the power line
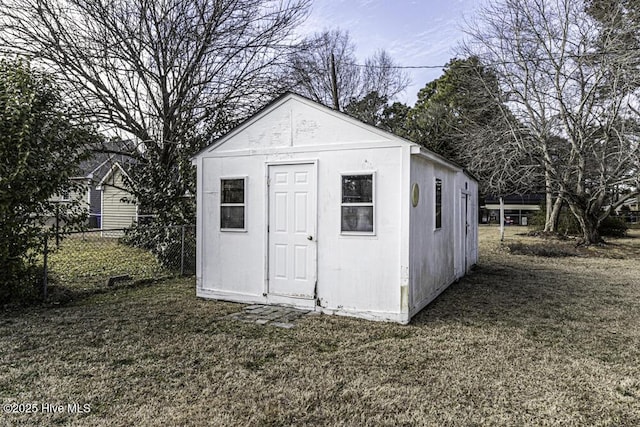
[346,47,640,71]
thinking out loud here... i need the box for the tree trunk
[577,215,602,244]
[544,193,562,232]
[543,170,559,232]
[548,197,562,232]
[544,189,553,231]
[567,202,603,245]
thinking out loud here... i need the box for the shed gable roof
[191,92,477,182]
[192,92,413,158]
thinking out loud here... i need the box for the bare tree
[289,29,409,111]
[406,56,540,197]
[463,0,640,243]
[360,50,410,103]
[0,0,310,223]
[289,29,359,110]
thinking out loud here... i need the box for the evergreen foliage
[0,59,97,302]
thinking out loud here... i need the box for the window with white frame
[220,178,246,230]
[435,178,442,229]
[341,174,374,233]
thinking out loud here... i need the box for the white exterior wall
[45,179,90,228]
[314,145,405,320]
[408,155,479,318]
[54,182,90,209]
[195,96,408,322]
[193,94,478,324]
[408,156,457,316]
[198,155,268,300]
[197,146,406,322]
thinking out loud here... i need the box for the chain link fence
[42,225,195,298]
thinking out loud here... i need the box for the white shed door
[268,163,316,299]
[461,192,469,273]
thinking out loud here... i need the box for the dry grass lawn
[1,226,639,426]
[46,234,168,296]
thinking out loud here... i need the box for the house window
[220,178,246,230]
[435,178,442,229]
[341,174,374,233]
[60,190,70,202]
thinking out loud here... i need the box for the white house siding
[49,180,89,205]
[196,98,408,321]
[314,145,404,319]
[198,148,405,321]
[100,167,137,232]
[408,156,458,315]
[200,155,268,300]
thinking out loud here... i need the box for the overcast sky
[298,0,488,105]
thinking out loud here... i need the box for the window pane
[435,178,442,229]
[221,206,245,229]
[342,175,373,203]
[222,179,244,203]
[341,206,373,232]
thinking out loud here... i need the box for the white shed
[191,93,478,324]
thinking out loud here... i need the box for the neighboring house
[49,154,114,228]
[50,147,141,234]
[96,162,138,234]
[190,92,479,324]
[81,155,118,228]
[49,181,89,225]
[481,194,544,226]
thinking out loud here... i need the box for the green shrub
[528,204,580,235]
[598,216,628,237]
[556,209,581,236]
[0,263,43,305]
[528,204,547,230]
[1,59,97,303]
[528,203,627,237]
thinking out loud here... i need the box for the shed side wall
[408,156,457,313]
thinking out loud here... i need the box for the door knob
[307,235,313,241]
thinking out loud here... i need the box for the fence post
[180,225,185,276]
[55,204,60,248]
[43,235,48,299]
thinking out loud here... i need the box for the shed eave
[411,146,479,183]
[411,146,462,172]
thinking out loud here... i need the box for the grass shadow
[411,255,633,329]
